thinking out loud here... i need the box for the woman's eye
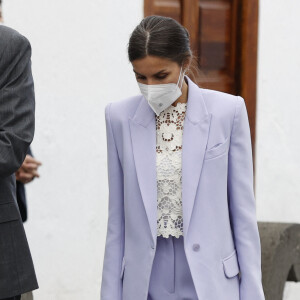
[156,74,168,79]
[135,74,168,80]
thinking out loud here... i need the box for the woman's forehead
[132,56,178,73]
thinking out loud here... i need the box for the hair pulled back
[128,15,192,66]
[128,15,201,82]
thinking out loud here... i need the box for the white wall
[2,0,143,299]
[2,0,300,298]
[256,0,300,298]
[256,0,300,223]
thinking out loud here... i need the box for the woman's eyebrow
[133,69,143,76]
[133,69,168,76]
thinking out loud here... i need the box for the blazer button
[192,243,200,251]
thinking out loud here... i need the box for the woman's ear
[183,56,192,73]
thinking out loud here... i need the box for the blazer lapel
[128,76,212,246]
[129,97,158,245]
[181,77,212,238]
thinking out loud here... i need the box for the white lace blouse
[155,101,187,238]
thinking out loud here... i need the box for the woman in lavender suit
[100,15,265,300]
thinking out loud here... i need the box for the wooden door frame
[237,0,259,181]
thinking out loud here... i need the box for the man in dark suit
[15,146,41,300]
[0,24,39,299]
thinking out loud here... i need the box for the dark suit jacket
[0,25,39,297]
[16,147,33,223]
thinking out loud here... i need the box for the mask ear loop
[173,66,183,91]
[178,66,187,90]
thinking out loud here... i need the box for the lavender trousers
[147,235,198,300]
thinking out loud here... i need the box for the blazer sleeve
[0,33,35,178]
[100,102,125,300]
[227,96,265,300]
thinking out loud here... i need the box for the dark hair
[127,15,201,83]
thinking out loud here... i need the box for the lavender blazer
[100,76,265,300]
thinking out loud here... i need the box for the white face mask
[137,66,186,116]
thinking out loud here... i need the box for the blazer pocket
[120,256,125,279]
[204,136,230,160]
[0,202,20,224]
[222,249,240,278]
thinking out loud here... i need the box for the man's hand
[15,154,42,184]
